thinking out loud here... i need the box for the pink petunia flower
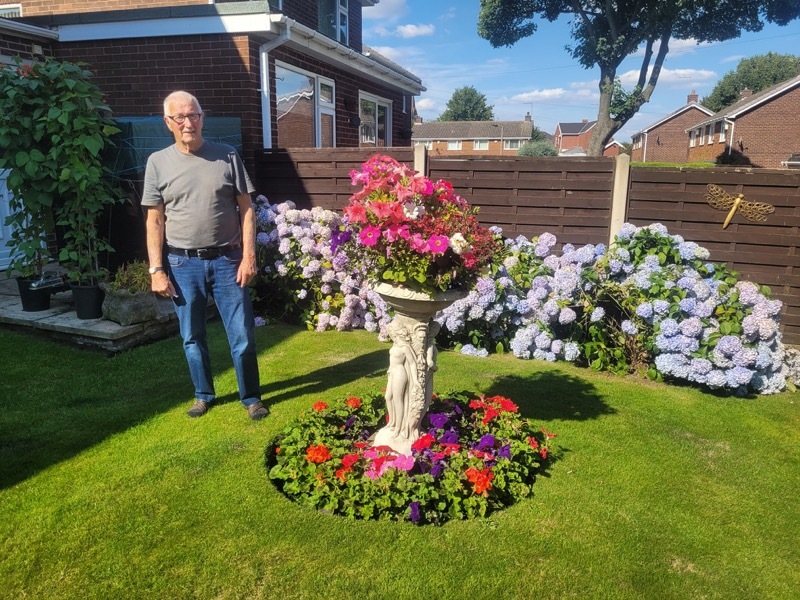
[426,235,450,255]
[359,225,382,247]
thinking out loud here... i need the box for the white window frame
[447,140,462,151]
[719,122,727,143]
[318,0,348,45]
[358,91,392,147]
[689,130,696,148]
[706,125,713,145]
[473,139,489,151]
[414,141,432,150]
[698,128,704,146]
[274,61,336,148]
[503,139,522,151]
[0,4,22,18]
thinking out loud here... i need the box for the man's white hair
[163,91,202,116]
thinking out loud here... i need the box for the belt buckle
[196,248,214,259]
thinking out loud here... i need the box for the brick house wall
[631,106,711,163]
[687,85,800,168]
[0,31,54,60]
[687,122,724,163]
[554,124,594,152]
[423,140,521,157]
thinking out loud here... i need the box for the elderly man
[142,91,267,420]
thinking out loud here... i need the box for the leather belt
[167,245,239,259]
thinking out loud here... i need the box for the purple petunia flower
[477,434,496,451]
[430,462,445,478]
[439,429,459,444]
[428,413,449,429]
[498,444,512,459]
[409,502,421,524]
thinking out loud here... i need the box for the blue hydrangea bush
[253,198,798,396]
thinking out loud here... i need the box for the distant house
[631,91,713,163]
[553,119,619,157]
[554,119,595,154]
[412,113,538,156]
[686,74,800,169]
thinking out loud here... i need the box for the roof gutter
[0,17,58,40]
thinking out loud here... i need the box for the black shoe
[247,401,269,421]
[187,400,210,418]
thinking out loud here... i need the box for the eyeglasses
[167,113,203,125]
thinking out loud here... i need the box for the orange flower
[312,401,328,412]
[345,397,362,409]
[335,467,349,482]
[465,466,494,494]
[306,444,332,463]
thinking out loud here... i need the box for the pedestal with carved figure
[370,282,467,455]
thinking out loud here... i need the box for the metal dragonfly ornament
[704,184,775,229]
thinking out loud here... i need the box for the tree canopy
[702,52,800,112]
[478,0,800,155]
[437,86,494,121]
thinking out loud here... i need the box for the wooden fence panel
[628,166,800,345]
[428,155,615,248]
[252,148,414,211]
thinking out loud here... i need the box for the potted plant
[101,260,159,326]
[0,60,57,311]
[0,58,121,317]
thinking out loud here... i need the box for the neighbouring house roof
[556,120,596,135]
[559,146,586,156]
[18,1,425,94]
[412,120,534,141]
[633,103,713,137]
[688,73,800,131]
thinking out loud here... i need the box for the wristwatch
[148,266,165,274]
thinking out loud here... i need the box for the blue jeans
[168,247,260,407]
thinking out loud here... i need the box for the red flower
[341,453,360,468]
[526,436,539,450]
[465,466,494,494]
[411,433,435,451]
[275,447,281,454]
[306,444,332,463]
[540,447,549,460]
[335,467,349,482]
[312,401,328,412]
[345,397,362,409]
[481,407,500,425]
[354,441,369,449]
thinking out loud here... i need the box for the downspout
[726,119,735,156]
[642,131,648,162]
[260,16,293,149]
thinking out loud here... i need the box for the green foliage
[437,86,494,121]
[106,260,151,294]
[703,53,800,112]
[267,391,555,525]
[517,139,558,156]
[0,57,122,283]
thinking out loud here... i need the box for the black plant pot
[71,283,105,320]
[16,277,51,312]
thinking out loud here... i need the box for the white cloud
[395,24,436,39]
[618,67,716,88]
[363,0,408,21]
[415,98,437,111]
[510,88,567,102]
[629,37,709,58]
[722,54,744,64]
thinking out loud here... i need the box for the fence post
[609,153,630,246]
[414,145,428,176]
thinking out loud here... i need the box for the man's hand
[237,253,257,288]
[151,270,177,297]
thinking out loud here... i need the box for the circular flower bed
[266,392,556,525]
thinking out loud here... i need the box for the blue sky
[362,0,800,143]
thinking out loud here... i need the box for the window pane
[320,82,334,105]
[276,66,315,147]
[377,105,387,147]
[318,0,336,40]
[339,12,348,45]
[320,113,334,148]
[474,139,488,150]
[360,99,376,146]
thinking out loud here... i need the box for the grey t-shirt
[142,141,256,249]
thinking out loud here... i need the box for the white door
[0,171,15,271]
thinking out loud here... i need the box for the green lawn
[1,323,798,599]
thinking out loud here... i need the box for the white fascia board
[0,18,58,40]
[56,13,276,42]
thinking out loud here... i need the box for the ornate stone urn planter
[370,282,467,455]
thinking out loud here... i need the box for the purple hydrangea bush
[253,196,391,338]
[253,199,797,396]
